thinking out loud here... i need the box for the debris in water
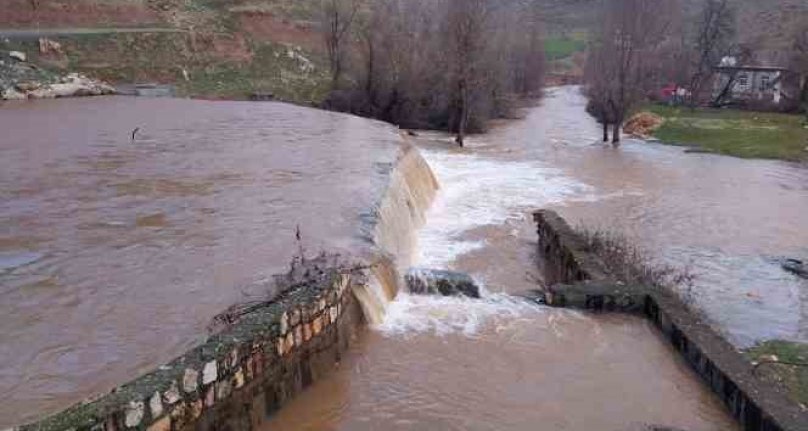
[781,258,807,279]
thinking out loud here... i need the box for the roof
[714,65,791,72]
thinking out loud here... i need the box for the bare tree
[446,0,490,147]
[792,25,808,117]
[323,0,545,138]
[688,0,736,108]
[322,0,361,88]
[584,0,676,145]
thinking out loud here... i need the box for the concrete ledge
[534,209,612,285]
[544,282,647,313]
[533,209,808,431]
[19,264,366,431]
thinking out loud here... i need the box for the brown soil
[238,11,322,52]
[0,1,163,28]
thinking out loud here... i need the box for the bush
[576,226,696,303]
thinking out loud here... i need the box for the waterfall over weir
[354,142,439,324]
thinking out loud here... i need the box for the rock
[683,147,712,154]
[15,81,41,92]
[38,38,62,55]
[149,391,163,418]
[250,92,274,101]
[518,289,547,305]
[405,268,481,298]
[202,361,217,385]
[116,83,174,97]
[27,87,56,99]
[8,51,26,62]
[782,258,807,279]
[124,401,145,428]
[2,87,27,100]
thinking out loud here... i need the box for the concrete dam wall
[16,141,439,431]
[533,209,808,431]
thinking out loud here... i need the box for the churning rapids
[1,86,805,429]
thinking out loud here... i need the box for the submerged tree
[445,0,490,147]
[323,0,545,144]
[584,0,675,145]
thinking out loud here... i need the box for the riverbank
[1,50,115,99]
[746,340,808,407]
[643,105,808,163]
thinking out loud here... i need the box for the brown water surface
[4,86,801,430]
[265,86,756,430]
[266,300,737,431]
[418,86,808,346]
[0,97,403,427]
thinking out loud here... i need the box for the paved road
[0,27,184,41]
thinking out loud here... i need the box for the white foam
[376,291,546,337]
[415,149,593,267]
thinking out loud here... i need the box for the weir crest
[356,143,439,324]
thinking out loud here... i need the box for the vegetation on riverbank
[575,226,696,303]
[746,340,808,406]
[646,105,808,162]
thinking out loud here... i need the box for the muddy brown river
[0,97,403,426]
[1,86,805,429]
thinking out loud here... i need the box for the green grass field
[176,43,330,103]
[648,105,808,162]
[543,36,586,61]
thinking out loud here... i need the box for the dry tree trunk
[612,121,621,145]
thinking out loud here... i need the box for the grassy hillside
[0,0,330,103]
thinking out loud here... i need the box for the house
[712,55,803,111]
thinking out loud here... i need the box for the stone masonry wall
[18,267,365,431]
[533,209,808,431]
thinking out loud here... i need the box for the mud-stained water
[431,86,808,347]
[265,87,747,430]
[3,87,802,429]
[0,97,404,427]
[267,309,736,431]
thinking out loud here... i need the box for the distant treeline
[319,0,546,145]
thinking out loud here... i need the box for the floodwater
[431,86,808,347]
[265,86,756,430]
[267,308,736,431]
[3,86,802,429]
[0,97,406,427]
